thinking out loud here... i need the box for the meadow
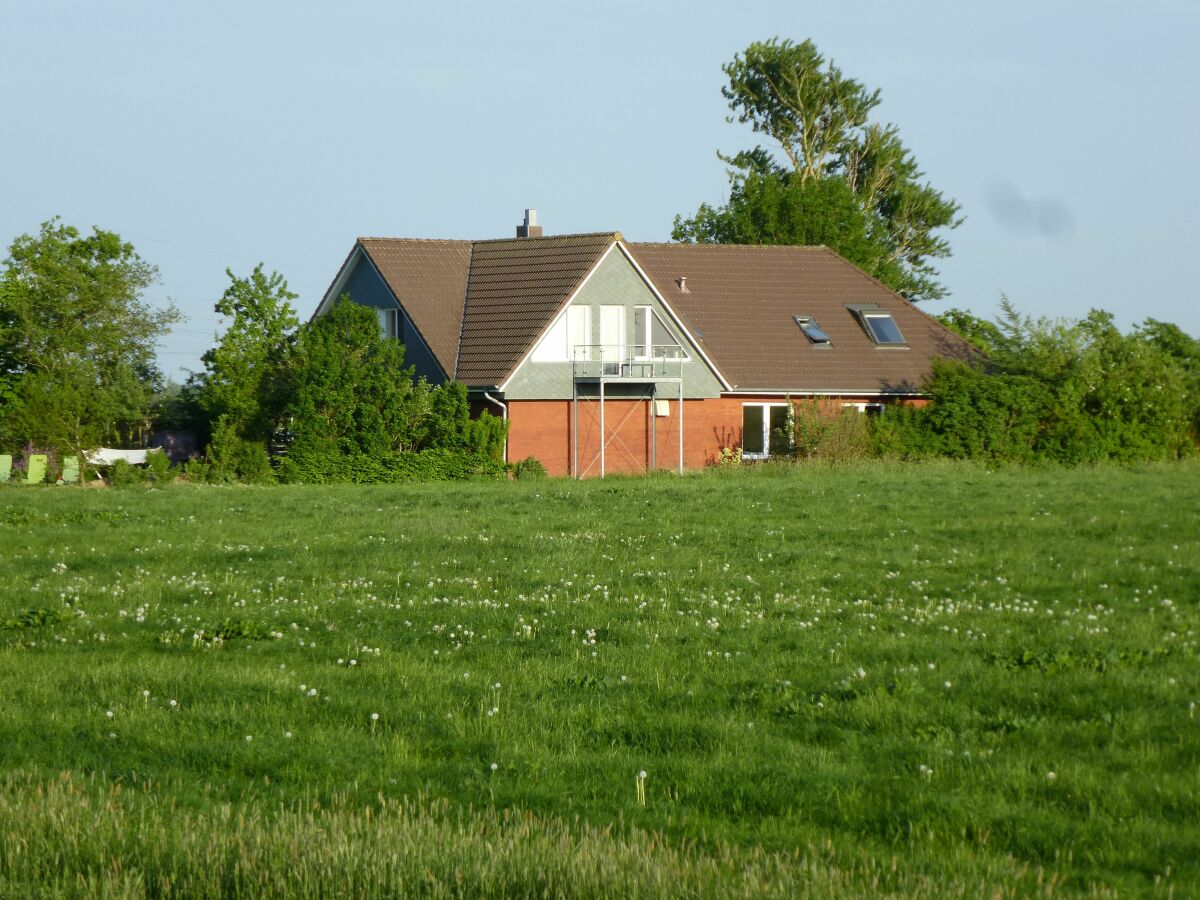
[0,461,1197,897]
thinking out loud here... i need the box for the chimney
[516,208,543,238]
[677,276,689,293]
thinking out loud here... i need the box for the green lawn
[1,462,1197,897]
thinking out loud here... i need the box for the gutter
[482,391,508,464]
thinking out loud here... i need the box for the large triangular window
[633,306,686,360]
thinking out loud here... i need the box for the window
[376,308,401,340]
[633,306,685,359]
[742,403,791,459]
[568,306,591,361]
[842,401,885,417]
[599,305,625,372]
[794,315,831,346]
[849,305,906,345]
[531,305,591,362]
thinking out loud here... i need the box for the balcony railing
[571,345,685,380]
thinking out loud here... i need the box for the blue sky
[3,1,1197,379]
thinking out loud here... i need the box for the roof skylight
[794,316,832,346]
[848,306,906,346]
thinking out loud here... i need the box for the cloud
[986,181,1074,238]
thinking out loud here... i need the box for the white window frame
[741,402,791,460]
[633,305,688,361]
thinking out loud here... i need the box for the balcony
[571,345,685,382]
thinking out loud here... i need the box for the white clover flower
[370,713,380,721]
[105,710,114,718]
[284,731,292,739]
[169,699,178,708]
[245,735,252,742]
[1046,771,1056,782]
[490,762,498,772]
[637,770,647,779]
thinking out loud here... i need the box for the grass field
[1,462,1197,897]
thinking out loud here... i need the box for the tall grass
[0,461,1196,896]
[0,770,1068,899]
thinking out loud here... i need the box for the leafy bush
[146,449,172,483]
[277,448,506,485]
[205,418,274,484]
[889,303,1198,464]
[106,459,144,487]
[182,459,210,483]
[904,360,1049,462]
[791,401,873,462]
[512,456,547,480]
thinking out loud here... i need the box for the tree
[281,298,433,479]
[674,38,961,301]
[191,264,299,445]
[897,301,1195,463]
[0,219,180,461]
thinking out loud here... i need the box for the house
[314,210,973,477]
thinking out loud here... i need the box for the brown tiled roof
[455,233,618,387]
[626,243,974,393]
[358,239,473,378]
[352,233,973,394]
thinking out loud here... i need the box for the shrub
[146,450,172,483]
[512,456,547,480]
[106,459,143,487]
[791,401,873,462]
[182,459,210,483]
[205,418,275,484]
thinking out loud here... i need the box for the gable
[332,253,447,384]
[502,245,724,400]
[356,239,471,378]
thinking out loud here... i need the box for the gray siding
[503,249,723,400]
[338,257,447,385]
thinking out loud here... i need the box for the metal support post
[678,379,684,473]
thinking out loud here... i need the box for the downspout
[482,391,508,464]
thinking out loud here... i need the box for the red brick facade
[505,396,916,477]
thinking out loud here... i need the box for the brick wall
[506,395,919,477]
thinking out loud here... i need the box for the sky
[2,1,1198,380]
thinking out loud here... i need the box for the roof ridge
[358,236,474,244]
[627,241,828,251]
[472,231,620,247]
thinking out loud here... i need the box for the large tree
[283,298,433,465]
[0,219,179,458]
[674,38,961,301]
[191,264,299,445]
